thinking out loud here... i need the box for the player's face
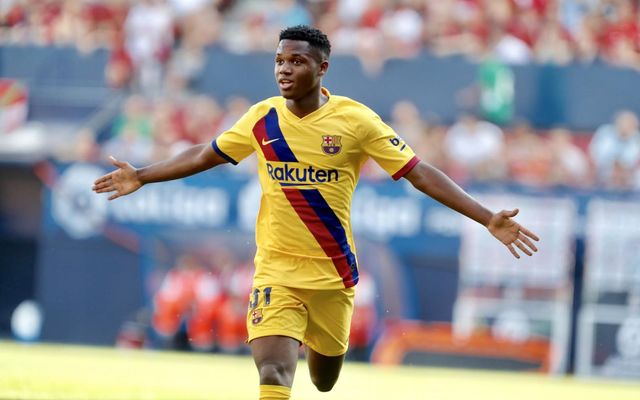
[274,39,327,100]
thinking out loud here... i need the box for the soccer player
[93,25,539,400]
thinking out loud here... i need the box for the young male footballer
[93,25,539,400]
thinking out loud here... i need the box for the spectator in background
[547,128,591,187]
[589,110,640,189]
[217,260,254,353]
[606,35,640,70]
[335,0,369,26]
[102,121,154,165]
[105,36,134,89]
[5,0,640,73]
[379,3,423,58]
[427,0,488,59]
[47,0,86,48]
[455,36,515,126]
[152,253,225,352]
[230,0,313,53]
[86,0,129,50]
[485,0,514,28]
[505,121,552,187]
[353,27,387,77]
[534,19,575,65]
[560,0,600,36]
[420,122,449,173]
[102,95,153,164]
[270,0,312,29]
[165,2,221,92]
[60,128,101,163]
[486,0,534,65]
[52,0,127,52]
[347,271,378,362]
[477,49,515,126]
[572,11,601,63]
[389,100,427,151]
[507,5,541,49]
[489,24,534,66]
[124,0,174,94]
[167,0,211,18]
[444,112,506,183]
[223,13,272,54]
[183,95,224,144]
[322,1,388,77]
[110,95,153,138]
[149,97,191,162]
[597,0,640,69]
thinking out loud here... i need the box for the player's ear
[318,60,329,77]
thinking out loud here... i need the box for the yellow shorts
[246,285,355,357]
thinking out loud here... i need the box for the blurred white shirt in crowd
[493,34,533,65]
[381,7,423,47]
[168,0,211,17]
[337,0,369,25]
[125,1,174,64]
[589,121,640,183]
[445,116,505,168]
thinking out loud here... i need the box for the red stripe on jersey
[253,117,279,161]
[392,155,420,180]
[282,188,356,287]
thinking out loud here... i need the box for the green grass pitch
[2,341,639,400]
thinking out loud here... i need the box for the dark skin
[93,38,539,393]
[275,39,329,118]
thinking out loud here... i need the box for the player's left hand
[486,209,539,259]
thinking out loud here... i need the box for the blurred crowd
[66,92,640,191]
[373,103,640,190]
[2,0,640,191]
[120,249,376,356]
[147,252,253,352]
[84,94,254,167]
[376,101,640,190]
[2,0,640,90]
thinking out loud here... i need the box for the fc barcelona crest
[251,308,263,325]
[321,135,342,155]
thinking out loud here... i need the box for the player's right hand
[92,156,142,200]
[486,208,539,259]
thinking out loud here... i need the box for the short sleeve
[211,106,258,165]
[360,112,420,180]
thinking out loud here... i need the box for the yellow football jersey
[212,88,419,289]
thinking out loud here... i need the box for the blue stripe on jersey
[299,189,359,285]
[211,139,238,165]
[264,108,298,162]
[279,182,313,187]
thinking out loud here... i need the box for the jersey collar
[281,87,333,122]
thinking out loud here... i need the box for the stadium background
[2,0,640,398]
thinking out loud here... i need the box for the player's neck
[285,89,328,119]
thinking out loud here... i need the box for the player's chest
[255,122,360,168]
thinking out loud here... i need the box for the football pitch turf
[2,341,639,400]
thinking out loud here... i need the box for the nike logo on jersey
[262,138,280,146]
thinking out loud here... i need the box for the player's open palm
[92,156,142,200]
[487,209,540,259]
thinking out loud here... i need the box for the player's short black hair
[279,25,331,60]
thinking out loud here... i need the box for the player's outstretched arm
[403,161,539,258]
[92,143,227,201]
